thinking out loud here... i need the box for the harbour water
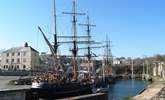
[108,79,149,100]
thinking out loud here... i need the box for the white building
[152,61,165,79]
[0,54,1,69]
[39,52,53,70]
[113,59,121,65]
[0,43,40,71]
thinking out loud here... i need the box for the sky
[0,0,165,58]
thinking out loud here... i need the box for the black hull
[31,82,93,100]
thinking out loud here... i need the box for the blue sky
[0,0,165,58]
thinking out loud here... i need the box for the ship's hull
[31,82,93,100]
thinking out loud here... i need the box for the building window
[6,53,9,57]
[17,52,20,56]
[12,52,15,56]
[6,65,8,68]
[17,65,19,69]
[23,65,26,69]
[6,59,9,63]
[17,59,20,63]
[23,59,26,62]
[23,52,26,56]
[12,59,14,63]
[3,65,5,69]
[11,65,13,69]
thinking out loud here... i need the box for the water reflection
[108,79,148,100]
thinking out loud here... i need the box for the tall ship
[31,0,95,99]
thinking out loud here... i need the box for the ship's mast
[53,0,58,71]
[38,0,60,72]
[104,35,113,75]
[62,0,85,80]
[54,0,57,36]
[79,16,96,72]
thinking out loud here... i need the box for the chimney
[24,42,28,47]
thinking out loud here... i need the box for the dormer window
[12,52,14,56]
[6,53,9,57]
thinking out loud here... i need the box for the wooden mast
[104,35,113,75]
[38,0,59,72]
[53,0,58,72]
[62,0,85,80]
[79,16,96,73]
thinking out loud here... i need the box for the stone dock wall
[0,89,30,100]
[58,93,108,100]
[133,82,165,100]
[0,89,108,100]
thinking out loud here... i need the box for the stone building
[0,54,1,68]
[39,52,53,70]
[0,43,40,71]
[152,61,165,79]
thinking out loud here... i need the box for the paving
[133,81,165,100]
[0,76,30,91]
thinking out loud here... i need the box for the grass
[121,97,132,100]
